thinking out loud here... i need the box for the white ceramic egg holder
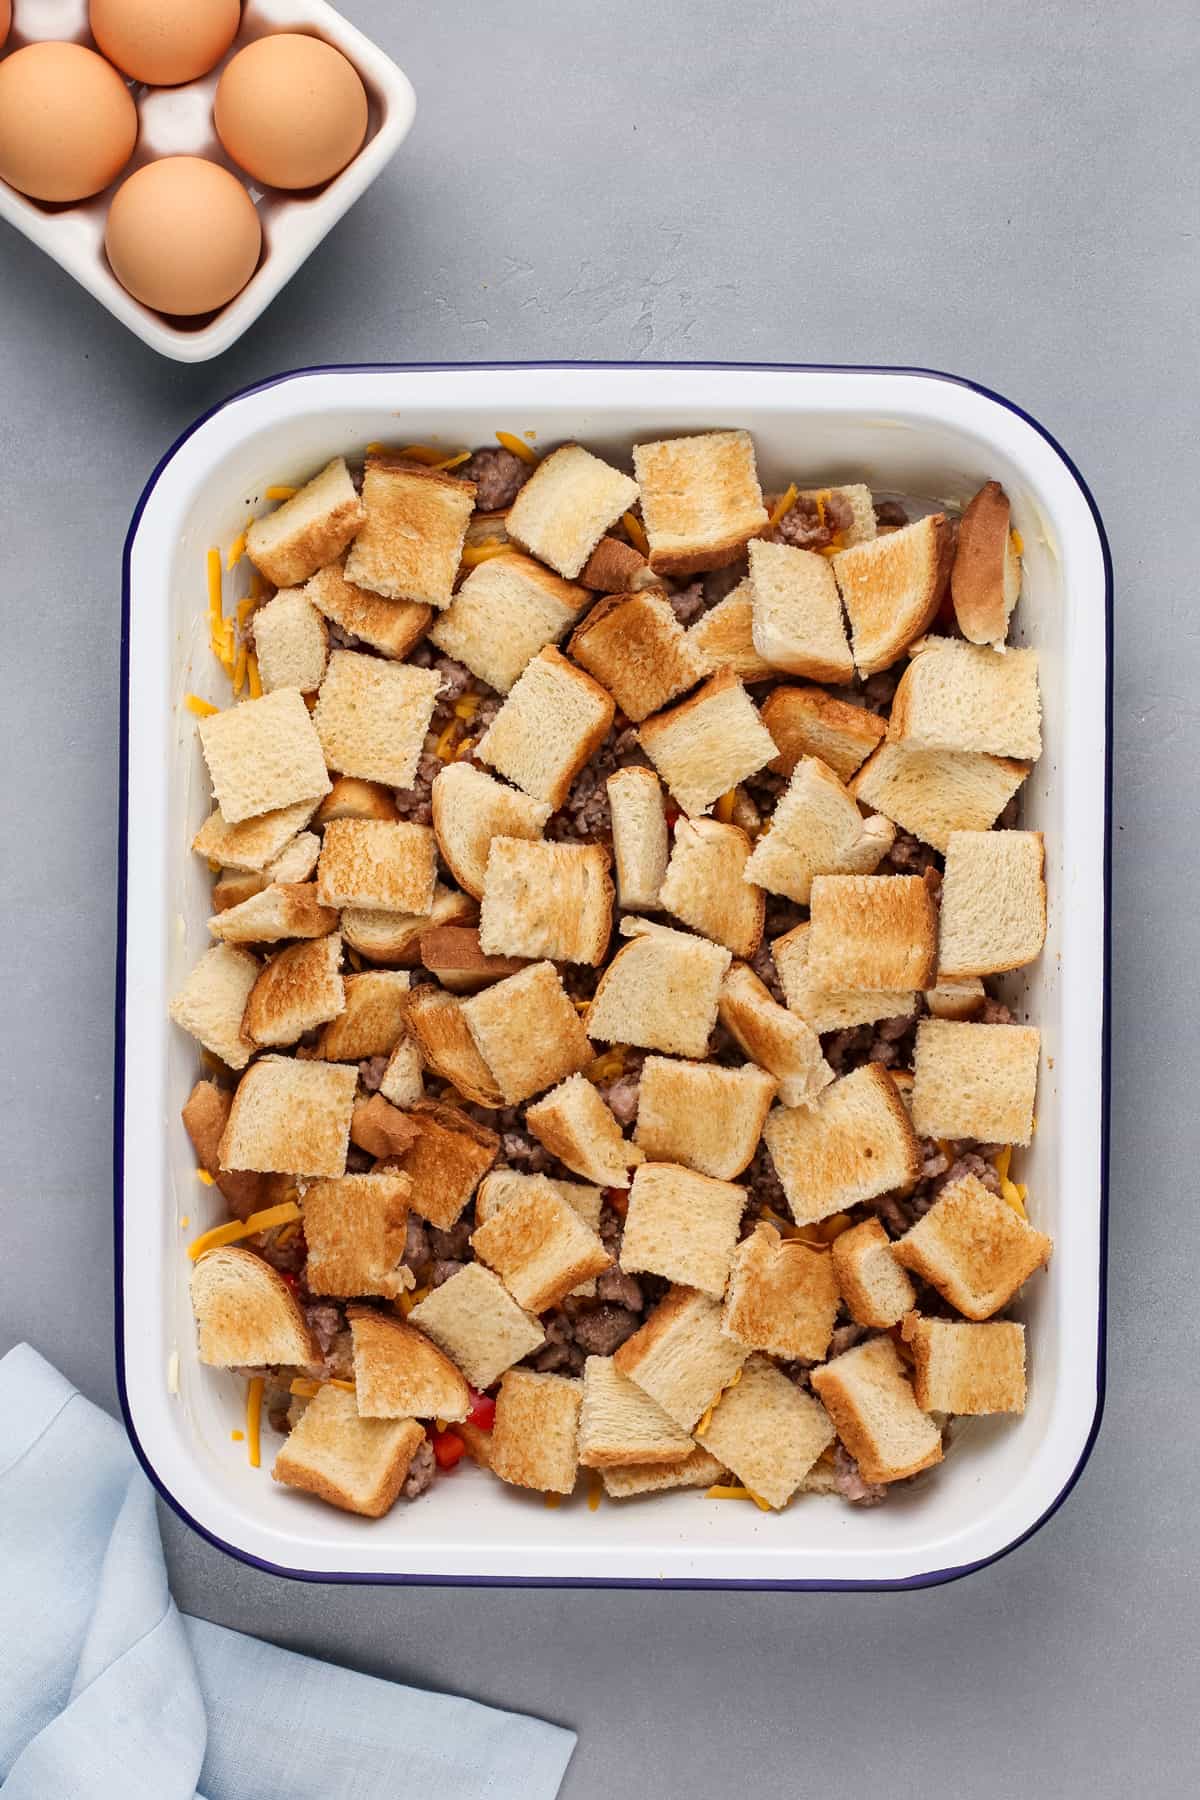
[0,0,415,361]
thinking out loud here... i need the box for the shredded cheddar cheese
[236,595,259,626]
[544,1492,562,1508]
[436,720,463,760]
[195,1168,215,1186]
[434,450,472,471]
[232,641,248,697]
[714,788,737,823]
[245,1377,264,1468]
[706,1484,772,1512]
[694,1365,743,1436]
[186,1199,302,1261]
[180,1216,190,1229]
[231,1429,244,1442]
[399,1285,431,1317]
[992,1145,1013,1183]
[1001,1179,1027,1217]
[586,1048,626,1083]
[246,652,263,699]
[453,694,481,721]
[289,1377,355,1398]
[766,484,798,532]
[185,694,220,718]
[496,430,539,465]
[622,510,649,554]
[1011,529,1024,556]
[587,1472,603,1512]
[265,484,298,501]
[460,541,514,568]
[454,736,476,761]
[225,524,251,572]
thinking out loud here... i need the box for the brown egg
[90,0,242,87]
[0,43,138,203]
[105,156,261,316]
[215,33,368,190]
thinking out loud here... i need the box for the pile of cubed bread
[173,432,1051,1519]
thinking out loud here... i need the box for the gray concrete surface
[1,0,1195,1793]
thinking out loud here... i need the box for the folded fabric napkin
[0,1343,576,1800]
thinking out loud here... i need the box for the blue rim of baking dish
[115,362,1112,1590]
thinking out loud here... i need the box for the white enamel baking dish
[117,364,1111,1588]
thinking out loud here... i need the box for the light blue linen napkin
[0,1343,576,1799]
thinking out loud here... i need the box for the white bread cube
[302,1171,413,1301]
[587,919,731,1059]
[476,646,615,808]
[305,969,411,1061]
[950,480,1021,648]
[251,588,329,694]
[418,925,530,995]
[606,767,668,911]
[688,580,773,682]
[911,1018,1040,1144]
[633,431,768,576]
[578,1357,695,1468]
[633,1056,777,1181]
[904,1314,1027,1413]
[198,689,331,825]
[316,819,437,915]
[245,458,366,588]
[211,870,267,912]
[392,1101,499,1229]
[349,1310,470,1422]
[313,650,441,789]
[810,1336,943,1485]
[613,1286,748,1431]
[478,837,613,965]
[401,987,502,1109]
[460,961,594,1105]
[379,1034,424,1109]
[429,552,587,692]
[525,1074,645,1187]
[890,636,1042,760]
[193,797,321,873]
[601,1447,728,1498]
[431,761,551,902]
[207,881,338,945]
[937,831,1047,977]
[717,962,833,1109]
[658,818,765,959]
[833,512,952,675]
[619,1162,746,1298]
[266,831,321,884]
[763,1064,920,1225]
[169,943,258,1069]
[924,977,987,1020]
[471,1177,611,1312]
[579,533,652,592]
[243,932,345,1047]
[314,777,400,826]
[190,1245,318,1368]
[489,1368,583,1494]
[743,755,894,905]
[272,1384,426,1519]
[721,1223,840,1361]
[851,741,1030,855]
[701,1355,836,1509]
[759,684,886,782]
[476,1169,603,1232]
[219,1056,358,1177]
[638,670,777,817]
[341,883,476,968]
[305,560,432,662]
[407,1263,544,1390]
[343,458,476,606]
[830,1218,917,1329]
[805,873,938,992]
[747,539,854,682]
[505,444,639,580]
[568,589,709,722]
[772,920,916,1034]
[893,1172,1052,1318]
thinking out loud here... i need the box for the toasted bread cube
[810,1336,943,1485]
[316,818,437,915]
[272,1384,426,1518]
[403,987,503,1108]
[833,513,952,676]
[580,533,651,592]
[430,552,587,693]
[890,637,1042,760]
[614,1286,748,1432]
[341,883,476,968]
[911,1018,1040,1144]
[460,961,593,1105]
[343,458,476,606]
[476,646,615,809]
[721,1223,840,1360]
[219,1056,358,1177]
[633,1056,777,1181]
[265,831,321,884]
[302,1171,413,1300]
[620,1162,746,1298]
[658,818,765,958]
[717,962,833,1109]
[181,1079,263,1218]
[638,670,777,818]
[207,881,338,945]
[472,1177,611,1312]
[506,444,639,579]
[525,1074,645,1187]
[407,1263,544,1389]
[830,1218,917,1329]
[606,767,668,911]
[198,689,331,825]
[349,1309,470,1421]
[763,1064,920,1225]
[806,874,938,993]
[489,1368,583,1494]
[243,932,345,1047]
[305,969,411,1061]
[587,920,731,1059]
[190,1245,318,1367]
[568,589,709,722]
[893,1173,1052,1318]
[476,1169,603,1231]
[924,976,987,1020]
[601,1446,728,1498]
[391,1100,499,1229]
[478,837,614,965]
[313,650,441,790]
[578,1356,695,1468]
[904,1313,1026,1413]
[689,580,773,682]
[169,942,258,1069]
[851,741,1030,854]
[760,684,887,782]
[379,1033,424,1108]
[245,457,366,589]
[951,480,1021,648]
[305,559,432,661]
[193,797,321,873]
[313,777,399,827]
[743,755,895,905]
[419,926,530,994]
[250,587,329,696]
[937,831,1047,977]
[431,761,551,901]
[771,920,916,1034]
[633,431,768,576]
[350,1093,420,1161]
[747,539,854,682]
[701,1355,836,1509]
